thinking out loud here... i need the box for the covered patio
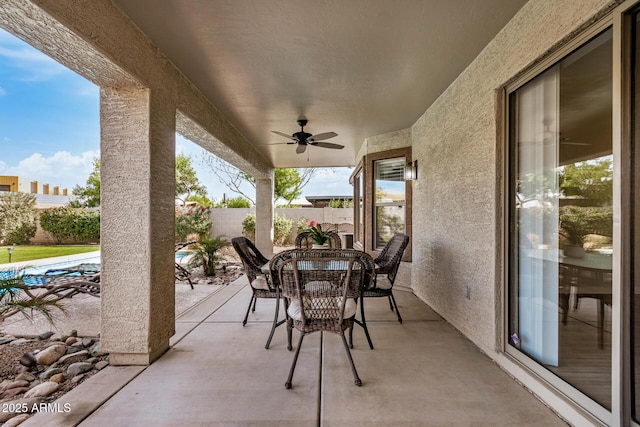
[23,276,565,426]
[0,0,625,425]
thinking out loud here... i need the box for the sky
[0,28,353,203]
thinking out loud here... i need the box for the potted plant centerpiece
[308,220,331,249]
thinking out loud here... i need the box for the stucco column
[100,87,176,365]
[255,175,274,257]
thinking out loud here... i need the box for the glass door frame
[500,8,634,424]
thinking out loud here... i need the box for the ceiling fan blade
[271,130,296,140]
[309,132,338,141]
[296,143,307,154]
[310,142,344,150]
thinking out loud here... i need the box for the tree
[559,158,613,204]
[176,154,207,205]
[203,155,315,206]
[71,158,101,207]
[71,155,209,207]
[0,193,37,245]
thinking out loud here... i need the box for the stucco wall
[408,0,615,354]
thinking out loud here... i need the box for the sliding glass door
[508,28,613,409]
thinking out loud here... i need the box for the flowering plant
[307,220,329,245]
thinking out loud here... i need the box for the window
[374,157,406,249]
[508,28,613,409]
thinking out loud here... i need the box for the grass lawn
[0,245,100,264]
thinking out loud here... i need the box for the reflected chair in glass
[272,248,375,388]
[231,236,284,349]
[295,230,342,249]
[355,233,410,349]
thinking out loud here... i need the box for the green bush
[274,213,293,246]
[39,206,100,244]
[242,213,256,241]
[215,197,251,208]
[175,205,212,242]
[242,213,292,245]
[0,193,37,245]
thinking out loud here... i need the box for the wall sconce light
[405,160,417,181]
[7,246,14,263]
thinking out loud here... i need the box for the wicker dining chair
[295,230,342,249]
[232,236,285,349]
[272,248,375,388]
[355,234,410,350]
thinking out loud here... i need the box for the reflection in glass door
[508,28,613,409]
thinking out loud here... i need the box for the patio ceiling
[111,0,528,168]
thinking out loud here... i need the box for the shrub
[242,213,292,246]
[242,213,256,241]
[274,214,293,246]
[0,193,37,245]
[175,205,211,242]
[188,236,229,276]
[216,197,251,208]
[39,206,100,244]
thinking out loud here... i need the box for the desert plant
[188,236,229,276]
[0,268,65,324]
[39,206,100,244]
[0,193,37,245]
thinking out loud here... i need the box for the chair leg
[285,334,304,389]
[390,292,403,324]
[388,296,394,311]
[243,295,255,326]
[252,296,258,312]
[358,297,374,349]
[341,333,362,386]
[265,296,280,349]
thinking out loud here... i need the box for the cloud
[0,30,66,82]
[3,150,99,190]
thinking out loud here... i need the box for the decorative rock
[0,386,29,399]
[66,345,84,354]
[71,373,85,384]
[24,381,59,398]
[4,413,31,427]
[35,344,66,366]
[9,339,31,346]
[15,372,35,382]
[66,362,92,378]
[70,329,78,337]
[19,353,37,368]
[82,337,95,347]
[39,368,63,381]
[57,350,89,365]
[38,331,54,340]
[65,336,78,346]
[89,341,106,356]
[0,337,16,345]
[49,373,66,384]
[86,357,98,364]
[3,380,30,391]
[95,360,109,371]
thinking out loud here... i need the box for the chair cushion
[374,274,393,290]
[287,298,357,321]
[251,276,270,290]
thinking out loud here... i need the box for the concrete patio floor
[23,276,568,427]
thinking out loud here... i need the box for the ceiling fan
[270,119,344,154]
